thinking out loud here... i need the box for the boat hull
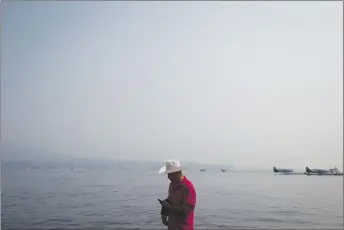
[305,173,343,176]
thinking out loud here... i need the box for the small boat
[305,166,343,176]
[273,166,293,174]
[200,168,207,172]
[221,168,227,173]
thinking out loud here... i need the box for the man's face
[167,173,174,181]
[167,171,179,182]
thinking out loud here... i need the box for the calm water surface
[2,166,343,229]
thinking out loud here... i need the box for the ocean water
[1,165,343,229]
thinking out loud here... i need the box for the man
[158,159,196,230]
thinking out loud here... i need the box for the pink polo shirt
[167,176,196,230]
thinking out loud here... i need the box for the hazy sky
[1,1,343,169]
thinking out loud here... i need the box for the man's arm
[169,187,195,215]
[161,183,172,217]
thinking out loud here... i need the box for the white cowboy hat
[159,159,183,174]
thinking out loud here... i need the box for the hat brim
[158,165,183,174]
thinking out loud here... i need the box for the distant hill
[1,143,235,171]
[2,157,235,171]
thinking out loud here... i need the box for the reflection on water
[2,167,343,229]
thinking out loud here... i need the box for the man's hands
[161,215,168,226]
[162,200,172,208]
[159,199,170,226]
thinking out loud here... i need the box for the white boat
[273,166,293,174]
[305,166,343,176]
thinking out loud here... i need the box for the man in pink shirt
[159,159,196,230]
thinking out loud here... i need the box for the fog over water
[1,2,343,171]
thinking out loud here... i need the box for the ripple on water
[2,170,343,229]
